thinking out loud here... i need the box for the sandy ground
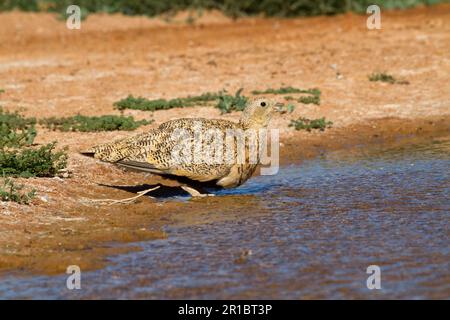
[0,5,449,274]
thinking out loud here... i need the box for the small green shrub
[0,142,68,178]
[289,117,332,132]
[298,95,320,105]
[0,0,442,18]
[0,178,36,204]
[114,89,249,113]
[0,89,5,94]
[216,88,248,113]
[286,104,296,113]
[0,107,37,148]
[39,115,152,132]
[114,86,322,113]
[368,73,409,85]
[0,108,68,178]
[0,125,37,149]
[114,92,221,111]
[369,73,396,84]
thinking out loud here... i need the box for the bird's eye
[260,102,266,107]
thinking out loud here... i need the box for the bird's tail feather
[80,151,95,158]
[117,160,166,175]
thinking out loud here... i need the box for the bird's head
[239,98,285,128]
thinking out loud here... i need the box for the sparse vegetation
[0,89,5,94]
[216,88,248,113]
[114,89,248,113]
[369,73,396,83]
[289,117,332,132]
[298,95,320,105]
[0,108,68,179]
[286,104,296,113]
[0,107,37,149]
[0,178,36,204]
[278,103,296,114]
[114,92,222,111]
[40,115,152,132]
[0,142,68,178]
[114,85,322,113]
[0,0,442,18]
[368,73,409,85]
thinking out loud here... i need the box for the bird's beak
[274,102,286,113]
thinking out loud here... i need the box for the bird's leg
[87,186,160,205]
[181,185,215,197]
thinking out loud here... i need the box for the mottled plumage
[83,98,282,196]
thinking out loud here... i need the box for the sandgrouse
[82,98,283,197]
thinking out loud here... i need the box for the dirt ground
[0,5,449,275]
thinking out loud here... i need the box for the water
[1,137,449,299]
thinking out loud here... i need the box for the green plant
[368,72,409,84]
[114,92,221,111]
[0,178,36,204]
[0,1,443,18]
[39,115,152,132]
[289,117,332,132]
[368,72,396,84]
[114,89,249,113]
[216,88,248,113]
[0,107,37,149]
[286,104,296,113]
[0,108,68,199]
[0,142,68,178]
[298,95,320,105]
[0,89,5,94]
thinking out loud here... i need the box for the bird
[82,98,283,199]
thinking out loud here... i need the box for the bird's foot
[181,186,215,197]
[86,186,160,205]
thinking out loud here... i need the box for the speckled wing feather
[86,118,243,183]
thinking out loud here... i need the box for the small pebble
[39,195,49,203]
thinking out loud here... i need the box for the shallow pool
[1,136,449,299]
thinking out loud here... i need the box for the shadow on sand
[97,183,190,199]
